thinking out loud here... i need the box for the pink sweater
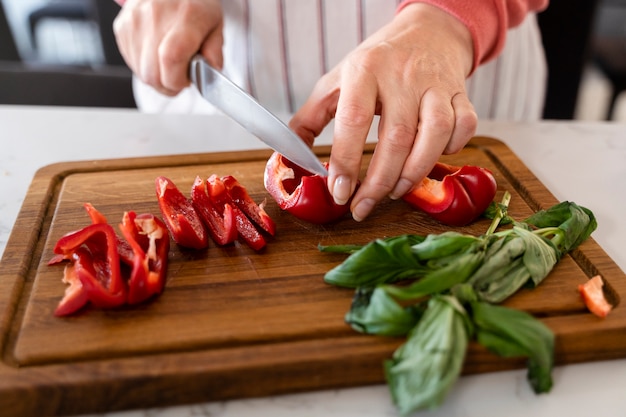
[398,0,549,71]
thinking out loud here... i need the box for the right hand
[113,0,224,96]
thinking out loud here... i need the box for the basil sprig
[320,193,597,414]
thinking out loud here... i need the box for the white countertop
[1,105,625,417]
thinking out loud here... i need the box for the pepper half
[402,162,497,226]
[264,151,351,224]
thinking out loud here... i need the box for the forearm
[397,0,549,71]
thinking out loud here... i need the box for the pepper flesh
[119,211,170,304]
[51,222,126,311]
[264,151,351,224]
[579,275,613,318]
[403,162,497,226]
[190,175,238,246]
[222,175,276,236]
[155,176,208,249]
[207,175,267,251]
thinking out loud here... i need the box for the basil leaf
[411,232,479,261]
[346,287,423,336]
[385,296,470,414]
[323,235,428,288]
[516,227,558,286]
[471,301,554,393]
[384,251,485,301]
[524,201,597,253]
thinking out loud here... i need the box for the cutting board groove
[0,137,624,417]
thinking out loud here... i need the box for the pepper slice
[222,175,276,236]
[53,262,89,317]
[52,222,126,310]
[190,175,238,246]
[264,151,351,224]
[119,211,170,305]
[578,275,613,318]
[207,174,267,251]
[155,176,208,249]
[403,162,497,226]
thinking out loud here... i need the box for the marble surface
[1,105,625,417]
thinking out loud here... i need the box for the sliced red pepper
[221,175,276,236]
[53,223,126,309]
[83,202,134,264]
[190,176,238,246]
[579,275,613,318]
[155,176,208,249]
[207,175,267,250]
[54,262,89,317]
[264,151,351,224]
[402,162,497,226]
[119,211,170,305]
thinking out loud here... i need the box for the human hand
[289,3,477,222]
[113,0,224,96]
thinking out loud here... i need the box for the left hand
[289,3,477,221]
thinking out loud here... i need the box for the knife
[189,55,328,177]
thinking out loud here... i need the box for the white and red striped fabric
[133,0,547,121]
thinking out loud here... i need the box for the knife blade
[189,55,328,177]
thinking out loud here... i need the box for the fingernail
[352,198,376,222]
[389,178,414,200]
[332,175,352,205]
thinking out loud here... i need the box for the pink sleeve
[397,0,549,71]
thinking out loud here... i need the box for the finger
[159,7,222,92]
[444,93,477,154]
[350,87,419,220]
[200,22,225,70]
[289,75,340,148]
[327,68,377,207]
[388,87,455,200]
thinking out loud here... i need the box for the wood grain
[0,137,624,417]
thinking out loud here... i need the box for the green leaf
[471,301,554,393]
[524,201,597,253]
[516,227,558,286]
[385,296,470,414]
[411,232,480,261]
[384,251,485,301]
[346,287,423,336]
[323,235,428,288]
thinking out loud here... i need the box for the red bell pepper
[578,275,613,318]
[402,162,497,226]
[155,176,208,249]
[222,175,276,236]
[119,211,170,304]
[190,175,238,246]
[51,222,126,311]
[207,175,267,251]
[53,262,89,317]
[264,151,351,224]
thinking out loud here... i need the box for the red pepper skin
[83,202,135,264]
[402,162,497,226]
[264,151,350,224]
[207,175,267,250]
[579,275,613,318]
[190,176,238,246]
[54,263,89,317]
[53,223,126,309]
[221,175,276,236]
[119,211,170,305]
[155,176,208,249]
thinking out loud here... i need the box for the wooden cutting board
[0,137,624,417]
